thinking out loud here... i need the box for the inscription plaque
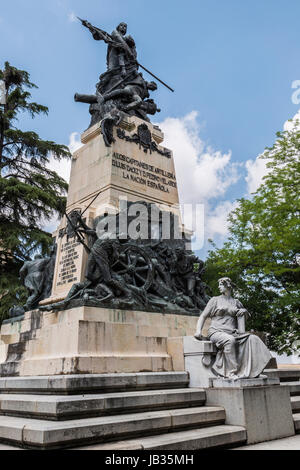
[57,238,80,287]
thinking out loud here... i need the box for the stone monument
[0,20,208,377]
[0,19,296,451]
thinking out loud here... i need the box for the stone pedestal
[0,307,198,377]
[67,116,180,214]
[206,383,295,444]
[211,377,280,388]
[173,336,295,445]
[167,336,216,387]
[184,337,217,388]
[45,115,184,305]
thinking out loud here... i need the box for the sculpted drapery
[195,278,272,379]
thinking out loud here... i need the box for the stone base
[167,336,217,388]
[176,336,279,389]
[50,115,182,302]
[206,385,295,444]
[2,315,25,325]
[211,377,280,388]
[0,307,198,377]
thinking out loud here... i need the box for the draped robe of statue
[203,295,272,378]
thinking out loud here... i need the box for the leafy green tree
[204,120,300,355]
[0,62,71,321]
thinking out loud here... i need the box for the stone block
[74,440,143,450]
[294,413,300,433]
[19,354,174,377]
[0,443,22,450]
[265,368,300,382]
[206,384,295,444]
[284,381,300,396]
[263,368,280,379]
[134,371,188,388]
[0,406,232,448]
[167,337,185,371]
[182,336,217,388]
[0,394,59,417]
[0,307,199,376]
[0,416,26,443]
[291,396,300,413]
[277,369,300,382]
[133,425,247,450]
[0,317,23,338]
[184,337,216,354]
[0,372,189,394]
[211,377,280,388]
[168,406,225,428]
[74,425,247,450]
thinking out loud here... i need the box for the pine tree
[0,62,71,321]
[204,119,300,355]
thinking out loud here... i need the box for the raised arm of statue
[78,18,113,44]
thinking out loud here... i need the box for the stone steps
[0,372,189,395]
[291,396,300,413]
[279,370,300,382]
[265,369,300,382]
[72,425,247,450]
[268,369,300,434]
[294,413,300,433]
[283,381,300,396]
[0,443,22,450]
[0,406,228,449]
[0,388,206,420]
[0,372,248,449]
[282,375,300,433]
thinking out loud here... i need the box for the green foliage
[204,121,300,355]
[0,258,27,316]
[0,62,71,322]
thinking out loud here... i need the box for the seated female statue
[194,277,272,379]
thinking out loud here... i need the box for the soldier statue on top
[75,19,172,146]
[98,22,138,77]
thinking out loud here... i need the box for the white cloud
[159,112,239,204]
[68,12,77,23]
[43,218,60,234]
[157,112,240,246]
[68,131,82,154]
[43,132,82,233]
[48,154,71,184]
[245,107,300,195]
[205,200,239,239]
[47,131,82,184]
[245,155,268,194]
[284,108,300,132]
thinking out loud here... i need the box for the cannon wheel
[112,245,154,291]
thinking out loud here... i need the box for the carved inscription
[56,238,80,287]
[112,152,177,193]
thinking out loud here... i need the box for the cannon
[74,93,98,104]
[112,244,154,291]
[140,99,161,115]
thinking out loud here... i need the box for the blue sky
[1,0,300,256]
